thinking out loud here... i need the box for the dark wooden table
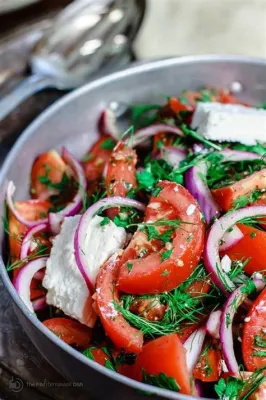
[0,2,97,399]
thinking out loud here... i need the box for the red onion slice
[220,149,262,161]
[20,222,48,260]
[48,147,87,233]
[6,181,49,227]
[130,124,184,147]
[159,146,186,168]
[204,205,266,293]
[219,225,244,251]
[183,327,206,374]
[7,147,86,233]
[185,162,221,224]
[32,296,47,311]
[13,257,48,313]
[185,149,262,225]
[220,278,265,375]
[74,197,145,292]
[206,310,222,339]
[98,108,120,140]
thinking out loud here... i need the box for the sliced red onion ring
[220,149,262,161]
[48,147,87,234]
[185,162,221,224]
[32,296,47,311]
[6,181,49,227]
[98,108,120,140]
[219,225,244,251]
[158,146,186,168]
[13,257,47,313]
[206,310,222,339]
[7,148,86,233]
[185,149,262,225]
[220,278,265,375]
[74,197,145,292]
[183,327,206,374]
[20,223,48,260]
[130,124,184,147]
[204,205,266,293]
[194,381,204,397]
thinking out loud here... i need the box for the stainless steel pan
[0,55,266,400]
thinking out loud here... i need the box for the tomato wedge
[222,224,266,276]
[43,318,92,349]
[212,169,266,211]
[193,340,222,382]
[152,132,176,155]
[83,136,115,195]
[31,150,67,200]
[105,141,137,198]
[8,200,50,261]
[95,254,143,353]
[242,288,266,372]
[117,181,205,294]
[132,334,191,395]
[177,323,199,344]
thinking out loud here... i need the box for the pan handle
[0,74,55,122]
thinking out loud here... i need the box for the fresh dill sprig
[181,123,222,151]
[6,244,49,271]
[115,264,222,337]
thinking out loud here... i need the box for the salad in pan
[4,88,266,398]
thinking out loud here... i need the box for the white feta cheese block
[191,102,266,145]
[43,215,127,326]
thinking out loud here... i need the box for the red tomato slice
[87,347,135,378]
[168,97,193,113]
[242,288,266,372]
[177,323,199,344]
[132,334,191,395]
[43,318,92,349]
[152,132,177,155]
[87,347,110,367]
[95,255,143,353]
[105,141,137,197]
[30,278,46,300]
[193,340,222,382]
[31,150,67,200]
[222,224,266,276]
[9,200,51,262]
[117,181,205,294]
[185,279,210,298]
[211,169,266,211]
[83,136,114,195]
[217,89,245,104]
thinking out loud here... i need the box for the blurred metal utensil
[0,0,144,121]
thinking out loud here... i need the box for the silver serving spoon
[0,0,143,121]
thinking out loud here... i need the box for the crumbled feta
[244,317,251,322]
[43,215,127,326]
[186,204,196,216]
[253,272,263,280]
[191,102,266,145]
[221,255,232,273]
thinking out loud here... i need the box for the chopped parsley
[100,217,111,226]
[127,263,133,273]
[215,368,266,400]
[131,104,161,128]
[142,370,179,392]
[100,139,116,150]
[160,249,173,262]
[232,189,264,210]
